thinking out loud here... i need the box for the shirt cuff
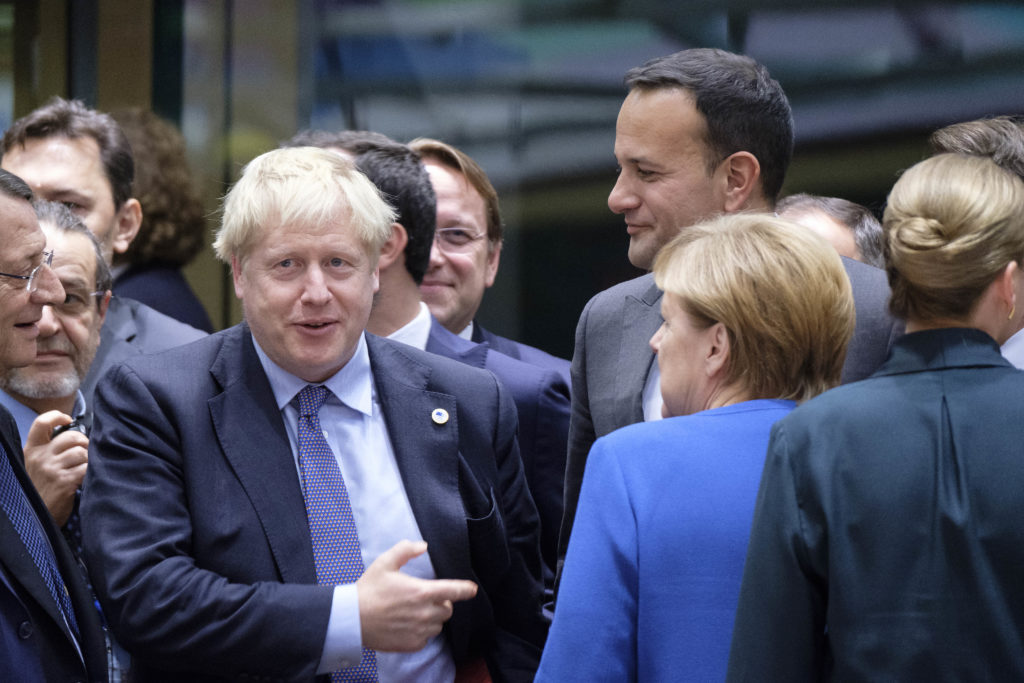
[317,583,363,674]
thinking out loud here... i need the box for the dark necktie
[0,442,79,634]
[296,384,378,682]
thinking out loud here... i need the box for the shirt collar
[252,332,374,418]
[457,319,475,341]
[386,301,433,351]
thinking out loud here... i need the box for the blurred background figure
[538,213,854,682]
[729,153,1024,681]
[777,193,885,269]
[110,108,213,332]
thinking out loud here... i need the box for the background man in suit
[0,97,206,401]
[556,48,903,596]
[81,147,547,681]
[0,201,110,527]
[409,137,571,385]
[288,130,569,583]
[0,170,106,681]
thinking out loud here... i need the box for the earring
[1010,305,1016,321]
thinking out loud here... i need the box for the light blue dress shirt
[253,333,455,682]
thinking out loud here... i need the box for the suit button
[18,620,33,639]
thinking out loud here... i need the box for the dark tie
[0,442,79,634]
[296,384,378,682]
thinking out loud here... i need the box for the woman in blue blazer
[536,213,856,682]
[728,153,1024,681]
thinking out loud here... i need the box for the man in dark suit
[555,48,903,597]
[0,97,206,402]
[286,130,569,583]
[0,169,107,681]
[81,146,546,682]
[408,138,571,387]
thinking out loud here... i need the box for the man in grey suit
[555,48,902,596]
[0,97,206,402]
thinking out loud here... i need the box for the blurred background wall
[4,0,1023,357]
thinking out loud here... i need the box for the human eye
[59,290,89,314]
[636,167,656,179]
[326,256,350,269]
[440,227,474,247]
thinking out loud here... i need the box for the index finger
[423,579,478,604]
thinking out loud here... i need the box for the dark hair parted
[930,116,1024,180]
[33,199,112,296]
[884,154,1024,322]
[111,108,206,267]
[1,96,134,209]
[625,48,793,205]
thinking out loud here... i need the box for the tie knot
[296,384,330,417]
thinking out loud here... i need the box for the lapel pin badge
[431,408,449,425]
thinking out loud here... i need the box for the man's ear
[110,198,143,255]
[705,321,731,378]
[483,239,502,288]
[231,255,245,299]
[378,223,409,272]
[96,290,112,323]
[720,151,761,213]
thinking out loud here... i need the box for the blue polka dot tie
[296,385,378,682]
[0,442,79,636]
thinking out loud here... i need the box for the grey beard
[0,366,81,401]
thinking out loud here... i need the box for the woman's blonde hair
[884,153,1024,322]
[653,213,854,402]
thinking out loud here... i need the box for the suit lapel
[0,419,80,649]
[207,326,318,584]
[616,278,664,426]
[366,337,470,579]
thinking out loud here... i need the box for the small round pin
[431,408,449,425]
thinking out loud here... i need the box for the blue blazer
[428,319,569,581]
[729,328,1024,681]
[0,407,107,682]
[81,325,547,682]
[538,400,795,683]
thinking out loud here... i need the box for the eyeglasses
[0,250,54,293]
[434,227,487,254]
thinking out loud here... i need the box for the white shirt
[387,302,433,351]
[457,320,475,341]
[642,361,664,423]
[253,333,455,682]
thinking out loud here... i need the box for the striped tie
[296,384,378,682]
[0,442,79,635]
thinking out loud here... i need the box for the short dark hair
[929,116,1024,181]
[285,130,436,284]
[777,193,885,268]
[0,169,33,202]
[33,199,113,297]
[625,48,793,205]
[1,96,135,210]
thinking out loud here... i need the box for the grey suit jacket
[80,294,207,402]
[555,260,903,594]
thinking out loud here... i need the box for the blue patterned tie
[296,385,378,682]
[0,442,79,635]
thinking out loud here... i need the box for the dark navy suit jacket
[729,328,1024,681]
[0,406,106,682]
[81,325,547,682]
[472,322,571,389]
[428,319,569,582]
[114,263,215,333]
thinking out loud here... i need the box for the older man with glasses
[0,169,108,682]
